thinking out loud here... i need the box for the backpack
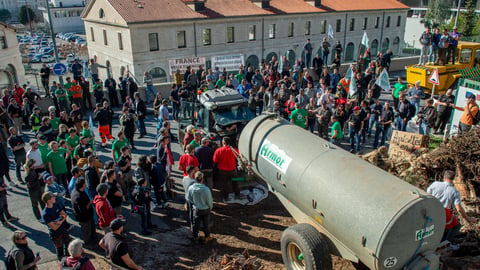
[60,257,89,270]
[4,248,20,270]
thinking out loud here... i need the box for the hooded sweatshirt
[93,195,116,228]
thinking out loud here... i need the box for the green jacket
[30,114,41,131]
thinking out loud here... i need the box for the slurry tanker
[238,114,446,270]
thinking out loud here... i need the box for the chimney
[251,0,270,9]
[185,0,206,12]
[305,0,321,8]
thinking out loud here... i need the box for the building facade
[0,22,25,88]
[0,0,44,21]
[82,0,408,82]
[40,0,86,34]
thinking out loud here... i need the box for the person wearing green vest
[47,141,69,190]
[112,131,130,164]
[55,84,69,112]
[330,115,344,145]
[64,77,74,105]
[391,77,407,110]
[29,107,41,132]
[290,103,308,129]
[37,135,50,164]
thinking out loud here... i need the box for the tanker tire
[281,223,332,270]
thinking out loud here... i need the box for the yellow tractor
[406,41,480,95]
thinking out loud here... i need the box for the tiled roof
[321,0,409,11]
[106,0,206,23]
[87,0,409,23]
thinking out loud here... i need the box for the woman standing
[24,159,45,220]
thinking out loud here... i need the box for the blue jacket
[187,183,213,210]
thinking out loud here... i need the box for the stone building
[82,0,408,82]
[40,0,87,34]
[0,22,25,88]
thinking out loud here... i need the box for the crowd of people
[0,31,479,268]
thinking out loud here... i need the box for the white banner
[168,57,206,74]
[449,86,480,135]
[211,54,244,72]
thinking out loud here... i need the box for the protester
[187,171,213,244]
[41,191,71,260]
[94,183,116,233]
[452,93,479,133]
[24,159,45,220]
[6,230,41,270]
[61,239,96,269]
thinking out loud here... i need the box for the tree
[424,0,450,29]
[18,5,36,26]
[462,0,478,36]
[0,9,11,22]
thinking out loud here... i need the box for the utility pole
[454,0,462,29]
[44,0,64,85]
[24,0,33,36]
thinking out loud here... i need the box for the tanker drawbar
[238,114,446,270]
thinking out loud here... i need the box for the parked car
[76,38,86,45]
[66,54,78,63]
[67,35,79,42]
[41,55,55,63]
[30,56,42,63]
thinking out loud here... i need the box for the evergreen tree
[0,9,11,22]
[462,0,478,36]
[18,5,36,26]
[424,0,450,28]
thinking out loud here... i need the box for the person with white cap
[61,239,96,269]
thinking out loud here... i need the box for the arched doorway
[106,60,111,77]
[371,39,379,56]
[382,38,390,53]
[392,37,400,55]
[345,42,355,62]
[266,52,278,64]
[246,55,260,70]
[0,70,13,89]
[149,67,167,83]
[286,50,296,67]
[5,64,17,84]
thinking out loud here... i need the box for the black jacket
[71,188,93,222]
[95,108,113,126]
[135,99,147,120]
[84,166,100,191]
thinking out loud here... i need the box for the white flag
[328,24,334,39]
[375,69,391,91]
[344,64,353,80]
[349,71,357,97]
[361,31,369,48]
[89,115,96,140]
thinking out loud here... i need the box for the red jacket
[178,154,199,176]
[213,146,237,171]
[93,195,115,228]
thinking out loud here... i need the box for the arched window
[266,52,278,63]
[5,64,17,84]
[99,8,105,19]
[371,39,379,56]
[392,36,400,55]
[246,55,259,70]
[286,50,296,67]
[382,38,390,53]
[345,42,355,62]
[149,67,167,83]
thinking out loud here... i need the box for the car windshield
[213,104,255,125]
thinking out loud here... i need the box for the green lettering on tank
[259,139,292,174]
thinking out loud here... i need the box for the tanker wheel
[281,223,332,270]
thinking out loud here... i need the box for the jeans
[29,188,45,220]
[419,121,431,135]
[307,118,316,133]
[192,208,211,238]
[442,223,460,242]
[368,116,379,137]
[292,73,299,86]
[317,123,329,139]
[305,53,312,68]
[322,52,329,65]
[435,110,451,133]
[13,152,26,181]
[373,125,390,148]
[216,170,239,200]
[181,99,192,119]
[42,78,50,95]
[145,85,156,103]
[51,230,71,260]
[137,119,146,136]
[395,117,407,131]
[349,128,361,152]
[55,173,68,192]
[153,186,167,206]
[108,91,119,108]
[172,103,180,120]
[0,195,13,222]
[330,138,341,145]
[79,218,97,245]
[137,204,152,232]
[419,45,432,64]
[58,99,69,112]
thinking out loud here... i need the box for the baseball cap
[38,135,47,141]
[353,106,361,111]
[29,139,38,145]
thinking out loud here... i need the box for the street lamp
[44,0,63,84]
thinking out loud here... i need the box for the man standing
[26,139,45,173]
[330,115,343,145]
[316,101,332,139]
[7,98,22,134]
[8,127,26,184]
[41,192,71,260]
[427,170,477,243]
[71,178,97,248]
[104,75,119,108]
[194,138,214,189]
[438,29,449,65]
[304,38,313,68]
[452,93,479,133]
[70,80,83,110]
[88,59,104,82]
[322,37,331,65]
[94,183,116,233]
[134,93,147,138]
[373,101,394,149]
[7,230,41,269]
[392,77,407,110]
[64,77,74,106]
[40,64,51,97]
[112,131,130,164]
[94,102,114,148]
[47,141,69,190]
[213,137,241,202]
[348,106,364,153]
[55,83,69,112]
[290,103,308,129]
[448,27,460,64]
[312,54,323,78]
[79,76,92,111]
[143,71,155,104]
[169,85,180,121]
[418,99,437,135]
[395,93,415,132]
[187,171,213,243]
[418,28,433,65]
[71,60,83,82]
[100,218,143,270]
[434,89,455,134]
[407,81,425,115]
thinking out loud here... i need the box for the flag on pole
[344,64,353,80]
[361,31,369,48]
[375,69,391,92]
[89,115,96,140]
[328,24,334,39]
[349,71,357,97]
